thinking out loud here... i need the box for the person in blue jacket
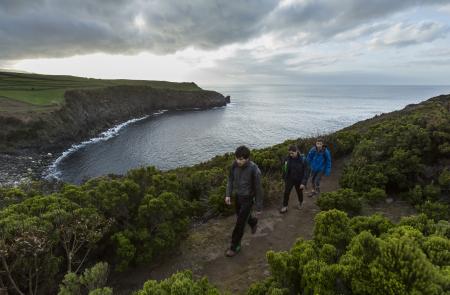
[306,138,331,197]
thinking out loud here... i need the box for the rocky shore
[0,151,57,186]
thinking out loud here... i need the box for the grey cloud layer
[0,0,449,60]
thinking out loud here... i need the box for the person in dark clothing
[225,145,263,257]
[280,145,310,213]
[306,138,331,197]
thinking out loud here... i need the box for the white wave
[44,110,167,180]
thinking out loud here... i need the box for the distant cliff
[0,85,230,153]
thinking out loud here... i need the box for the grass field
[0,71,202,106]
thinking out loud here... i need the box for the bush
[135,271,220,295]
[340,163,387,193]
[350,214,393,236]
[439,168,450,188]
[423,184,441,202]
[362,187,387,204]
[58,262,111,295]
[416,200,450,222]
[423,236,450,267]
[317,189,362,216]
[314,209,354,252]
[259,211,450,295]
[246,278,288,295]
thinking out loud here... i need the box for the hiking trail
[112,156,415,294]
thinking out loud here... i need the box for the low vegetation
[0,95,448,294]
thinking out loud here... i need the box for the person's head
[316,138,324,150]
[235,145,250,166]
[288,145,299,158]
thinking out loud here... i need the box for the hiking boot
[297,203,303,210]
[226,246,240,257]
[308,191,317,198]
[251,223,258,234]
[280,206,288,214]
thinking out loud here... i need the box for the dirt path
[112,156,415,294]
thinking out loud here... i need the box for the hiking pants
[311,171,324,192]
[231,195,257,251]
[283,180,303,206]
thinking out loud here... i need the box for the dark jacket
[226,160,263,211]
[307,147,331,176]
[282,154,309,185]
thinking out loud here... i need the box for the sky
[1,0,450,85]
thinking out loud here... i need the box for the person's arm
[225,163,235,203]
[302,157,310,186]
[254,167,263,212]
[282,157,288,180]
[324,149,332,176]
[306,148,314,164]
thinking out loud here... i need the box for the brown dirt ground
[112,156,416,294]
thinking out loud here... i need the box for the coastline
[1,109,191,186]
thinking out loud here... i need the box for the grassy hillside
[0,71,202,106]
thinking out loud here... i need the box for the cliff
[0,85,230,153]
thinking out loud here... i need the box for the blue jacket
[307,147,331,176]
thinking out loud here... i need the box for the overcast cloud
[1,0,450,84]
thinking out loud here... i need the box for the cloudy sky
[1,0,450,85]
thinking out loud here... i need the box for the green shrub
[416,200,450,222]
[423,236,450,267]
[404,185,424,205]
[135,271,220,295]
[340,163,388,193]
[58,262,111,295]
[362,187,387,204]
[314,210,354,252]
[423,184,441,201]
[317,189,362,216]
[350,214,393,236]
[246,278,288,295]
[439,168,450,188]
[259,211,450,295]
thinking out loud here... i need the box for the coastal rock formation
[0,85,229,153]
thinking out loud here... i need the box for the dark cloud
[0,0,449,60]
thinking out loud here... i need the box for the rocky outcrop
[0,85,230,153]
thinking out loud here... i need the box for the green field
[0,71,202,106]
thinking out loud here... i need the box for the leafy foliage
[254,210,450,295]
[58,262,112,295]
[135,271,220,295]
[317,189,362,215]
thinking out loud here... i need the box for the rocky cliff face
[0,85,230,153]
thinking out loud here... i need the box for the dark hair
[288,145,298,152]
[316,138,324,143]
[235,145,250,159]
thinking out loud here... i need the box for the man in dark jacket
[280,145,309,213]
[306,138,331,197]
[225,145,263,257]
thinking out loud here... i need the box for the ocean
[47,84,450,184]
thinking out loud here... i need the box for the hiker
[280,145,310,214]
[224,145,263,257]
[306,138,331,197]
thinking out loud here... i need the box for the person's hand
[225,197,231,205]
[300,184,305,190]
